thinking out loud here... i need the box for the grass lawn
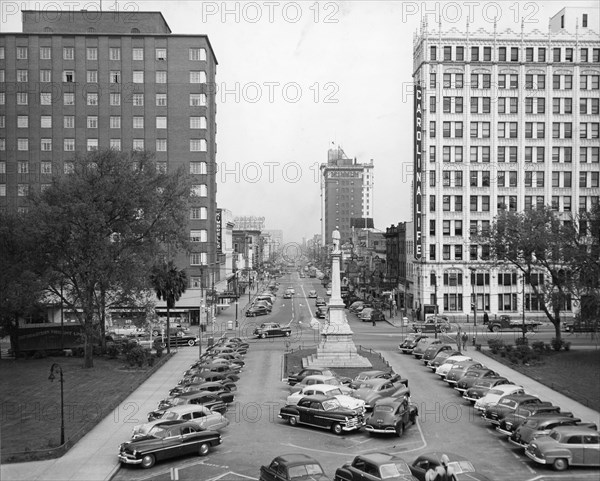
[284,346,393,380]
[0,353,171,463]
[483,348,600,413]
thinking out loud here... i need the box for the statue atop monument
[332,227,341,253]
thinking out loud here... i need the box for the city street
[113,273,599,481]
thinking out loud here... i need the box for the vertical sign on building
[413,85,423,259]
[216,209,222,253]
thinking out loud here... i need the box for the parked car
[358,308,374,321]
[278,395,365,435]
[349,370,405,390]
[413,338,444,359]
[453,368,500,393]
[353,378,410,410]
[246,305,270,317]
[426,349,462,371]
[488,314,542,332]
[462,377,513,404]
[286,384,365,414]
[335,453,416,481]
[252,300,273,312]
[435,355,473,378]
[369,310,387,322]
[497,405,568,436]
[150,392,227,420]
[421,344,455,364]
[132,405,229,439]
[253,322,292,338]
[184,381,235,404]
[398,334,428,354]
[525,426,600,471]
[482,394,550,425]
[289,375,353,395]
[409,452,493,480]
[326,288,332,296]
[474,384,526,412]
[412,316,452,334]
[364,397,418,437]
[283,291,293,299]
[260,454,330,481]
[316,306,328,319]
[118,420,221,468]
[308,290,318,298]
[510,416,596,448]
[316,297,327,307]
[444,361,485,385]
[288,368,340,386]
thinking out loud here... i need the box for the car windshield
[327,388,344,396]
[322,399,342,411]
[172,398,185,406]
[163,412,179,420]
[499,399,517,408]
[488,389,504,396]
[374,405,395,413]
[147,426,169,439]
[524,419,540,428]
[550,431,562,441]
[448,461,475,474]
[379,462,411,478]
[355,373,370,381]
[288,464,324,478]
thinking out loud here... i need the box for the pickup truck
[488,315,542,333]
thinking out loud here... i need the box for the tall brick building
[0,10,219,289]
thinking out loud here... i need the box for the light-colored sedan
[474,384,526,412]
[286,384,365,414]
[132,405,228,439]
[289,374,353,395]
[435,355,472,378]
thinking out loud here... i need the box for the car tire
[198,442,210,456]
[440,327,447,333]
[527,324,536,332]
[141,454,156,469]
[187,339,195,346]
[552,458,568,471]
[152,330,159,337]
[160,343,167,349]
[395,422,404,437]
[260,333,266,339]
[491,325,500,332]
[288,416,298,426]
[285,331,290,337]
[331,422,343,435]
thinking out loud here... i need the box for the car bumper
[496,427,513,436]
[463,395,478,403]
[454,387,467,393]
[508,437,528,448]
[118,454,143,465]
[364,425,397,434]
[524,450,547,464]
[446,379,458,385]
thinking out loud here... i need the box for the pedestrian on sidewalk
[461,331,469,351]
[483,311,489,325]
[455,328,462,351]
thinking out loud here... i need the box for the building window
[190,253,208,266]
[109,139,121,151]
[110,93,121,106]
[156,48,167,61]
[132,71,144,83]
[132,94,144,106]
[39,47,51,59]
[109,47,121,60]
[191,184,208,197]
[18,184,29,197]
[110,116,121,129]
[190,71,207,83]
[18,161,29,173]
[63,116,74,128]
[40,116,52,128]
[190,139,207,152]
[190,116,207,129]
[61,138,74,151]
[110,70,121,83]
[429,121,436,138]
[17,92,28,105]
[189,48,207,61]
[190,207,208,220]
[64,93,75,106]
[87,70,98,83]
[190,94,207,106]
[429,195,436,212]
[133,117,144,129]
[87,139,98,151]
[87,47,97,60]
[155,71,167,83]
[18,138,29,151]
[156,139,167,151]
[156,94,167,106]
[87,116,98,128]
[17,70,28,82]
[190,230,208,242]
[132,48,144,60]
[17,115,29,128]
[190,162,207,174]
[87,93,98,105]
[63,47,74,60]
[40,93,52,105]
[133,139,144,150]
[16,47,28,59]
[40,162,52,175]
[156,116,167,129]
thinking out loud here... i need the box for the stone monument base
[303,324,371,368]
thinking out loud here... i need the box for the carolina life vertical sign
[414,85,423,259]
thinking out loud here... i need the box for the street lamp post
[48,363,65,446]
[522,274,526,343]
[431,270,438,339]
[469,267,477,345]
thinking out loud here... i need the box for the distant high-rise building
[412,7,599,318]
[320,145,374,246]
[0,10,219,288]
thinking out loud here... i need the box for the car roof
[299,384,340,393]
[358,370,388,376]
[550,425,600,435]
[273,453,321,466]
[178,391,219,399]
[301,374,336,382]
[359,378,391,387]
[298,394,336,402]
[414,452,469,464]
[163,405,211,414]
[357,452,406,465]
[374,397,405,407]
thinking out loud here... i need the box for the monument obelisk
[304,228,371,368]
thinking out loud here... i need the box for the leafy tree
[24,150,190,367]
[484,206,599,340]
[150,261,188,354]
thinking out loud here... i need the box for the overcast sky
[2,0,596,244]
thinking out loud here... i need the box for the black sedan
[364,397,418,437]
[410,452,493,480]
[253,323,292,338]
[335,453,416,481]
[151,392,227,420]
[156,335,200,347]
[259,453,330,481]
[118,420,221,468]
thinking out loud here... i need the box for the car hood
[336,395,365,410]
[353,388,380,402]
[121,435,163,450]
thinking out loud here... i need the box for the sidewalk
[384,315,600,426]
[1,301,249,481]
